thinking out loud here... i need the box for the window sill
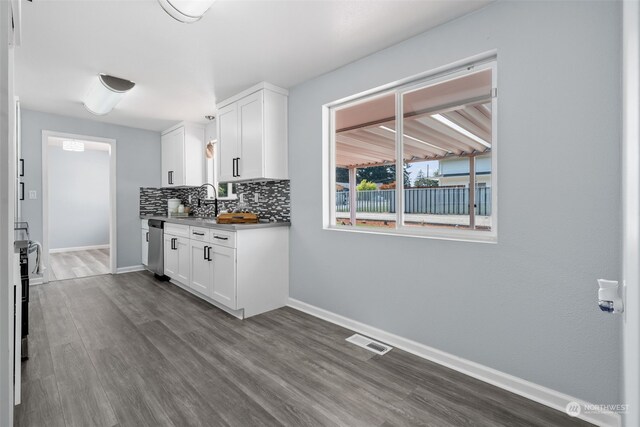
[323,225,497,244]
[218,195,238,201]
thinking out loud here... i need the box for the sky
[408,160,440,182]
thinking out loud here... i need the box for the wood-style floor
[49,249,110,281]
[15,271,591,427]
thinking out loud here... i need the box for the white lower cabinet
[189,239,212,295]
[141,229,149,266]
[210,244,236,309]
[163,222,288,319]
[164,234,190,285]
[141,220,149,266]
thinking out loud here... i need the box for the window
[325,60,497,242]
[206,141,237,200]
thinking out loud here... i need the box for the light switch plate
[254,193,259,202]
[28,190,37,200]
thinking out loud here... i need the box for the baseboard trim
[29,277,43,286]
[116,265,145,274]
[49,244,110,254]
[287,298,620,427]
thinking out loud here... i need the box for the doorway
[41,131,116,282]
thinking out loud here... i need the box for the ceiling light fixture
[158,0,216,23]
[62,140,85,152]
[84,74,135,116]
[431,114,491,148]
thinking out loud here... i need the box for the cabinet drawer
[210,229,236,248]
[165,223,190,238]
[189,226,210,242]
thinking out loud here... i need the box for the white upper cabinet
[216,82,288,183]
[161,122,205,187]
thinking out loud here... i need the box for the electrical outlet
[254,193,259,203]
[239,193,244,202]
[28,190,37,200]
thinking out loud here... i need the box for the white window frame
[323,57,498,243]
[206,140,237,200]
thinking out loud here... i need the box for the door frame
[622,1,639,425]
[41,130,117,282]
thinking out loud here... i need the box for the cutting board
[217,212,259,224]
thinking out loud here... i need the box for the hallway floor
[15,271,590,426]
[48,249,109,281]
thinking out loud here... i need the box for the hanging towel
[29,241,46,275]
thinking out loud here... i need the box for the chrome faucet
[197,183,218,218]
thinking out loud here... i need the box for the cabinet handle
[213,235,228,241]
[19,182,24,201]
[193,232,205,236]
[203,246,208,260]
[19,159,24,177]
[171,238,177,250]
[206,246,212,261]
[146,232,149,242]
[235,157,240,177]
[232,158,237,177]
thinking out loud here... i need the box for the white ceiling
[15,0,491,132]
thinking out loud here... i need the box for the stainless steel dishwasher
[148,219,168,280]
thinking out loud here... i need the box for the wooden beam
[335,93,492,134]
[459,105,491,134]
[413,116,488,152]
[443,110,491,143]
[403,121,469,154]
[364,126,449,157]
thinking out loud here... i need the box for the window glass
[334,93,396,228]
[401,70,492,231]
[328,61,496,239]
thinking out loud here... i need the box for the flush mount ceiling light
[158,0,216,23]
[62,140,85,152]
[84,74,135,116]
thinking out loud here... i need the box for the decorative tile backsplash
[140,180,290,222]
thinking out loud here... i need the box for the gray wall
[21,109,161,268]
[288,0,621,404]
[48,145,110,250]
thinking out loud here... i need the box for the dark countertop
[140,215,290,231]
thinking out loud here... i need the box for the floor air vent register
[346,334,393,355]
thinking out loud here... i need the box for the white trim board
[49,244,110,254]
[287,298,620,427]
[116,265,146,274]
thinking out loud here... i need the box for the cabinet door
[176,237,190,285]
[189,240,211,295]
[217,103,238,182]
[237,91,264,180]
[161,127,185,187]
[171,127,186,186]
[141,229,149,266]
[161,132,172,187]
[210,245,236,309]
[164,235,178,277]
